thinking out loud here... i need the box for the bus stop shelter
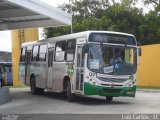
[0,0,71,86]
[0,0,71,30]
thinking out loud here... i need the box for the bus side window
[77,46,81,67]
[20,47,26,62]
[26,46,32,64]
[55,41,66,62]
[66,40,76,62]
[48,48,54,67]
[32,45,39,61]
[39,44,47,61]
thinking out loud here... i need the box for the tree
[103,2,144,42]
[60,0,110,21]
[43,0,160,45]
[139,11,160,45]
[143,0,160,12]
[44,0,110,37]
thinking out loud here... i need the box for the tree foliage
[143,0,160,12]
[43,0,160,45]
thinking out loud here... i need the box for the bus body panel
[52,62,66,92]
[30,62,47,89]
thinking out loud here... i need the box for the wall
[137,44,160,87]
[11,28,38,86]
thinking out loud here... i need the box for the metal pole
[69,0,73,33]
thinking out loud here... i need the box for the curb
[0,88,11,105]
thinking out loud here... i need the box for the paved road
[0,88,160,114]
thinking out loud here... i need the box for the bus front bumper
[84,82,136,97]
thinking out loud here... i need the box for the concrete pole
[11,28,39,86]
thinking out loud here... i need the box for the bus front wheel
[67,81,75,102]
[106,96,113,102]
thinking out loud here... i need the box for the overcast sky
[0,0,152,52]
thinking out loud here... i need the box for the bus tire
[37,88,44,95]
[106,96,113,102]
[67,81,75,102]
[30,77,39,95]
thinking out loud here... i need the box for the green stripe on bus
[84,82,136,97]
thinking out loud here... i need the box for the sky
[0,0,152,52]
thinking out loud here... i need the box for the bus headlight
[125,79,136,87]
[89,78,99,86]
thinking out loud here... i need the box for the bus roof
[21,40,45,47]
[21,31,135,47]
[40,31,135,43]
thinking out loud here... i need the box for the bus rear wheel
[30,77,44,95]
[67,81,75,102]
[106,96,113,102]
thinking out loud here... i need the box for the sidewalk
[137,88,160,93]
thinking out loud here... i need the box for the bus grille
[102,88,121,94]
[98,77,127,83]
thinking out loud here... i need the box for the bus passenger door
[26,51,31,85]
[47,48,54,89]
[76,45,84,92]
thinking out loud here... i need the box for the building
[0,51,12,85]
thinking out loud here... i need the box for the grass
[1,85,29,88]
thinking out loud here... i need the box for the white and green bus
[19,31,141,101]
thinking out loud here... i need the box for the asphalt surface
[0,87,160,120]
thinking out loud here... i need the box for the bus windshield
[88,44,137,75]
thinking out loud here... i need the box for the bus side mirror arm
[137,47,141,65]
[138,47,142,56]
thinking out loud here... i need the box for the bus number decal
[103,66,114,74]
